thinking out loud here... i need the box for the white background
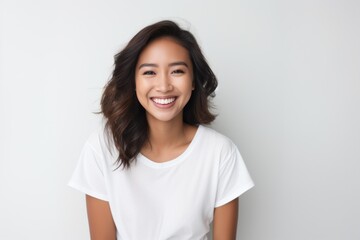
[1,0,359,239]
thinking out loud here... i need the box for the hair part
[101,20,218,169]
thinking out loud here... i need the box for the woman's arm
[86,195,117,240]
[213,197,239,240]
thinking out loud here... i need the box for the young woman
[69,20,254,240]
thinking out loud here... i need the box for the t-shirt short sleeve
[68,141,109,201]
[215,143,254,207]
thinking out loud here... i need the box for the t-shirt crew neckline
[137,125,203,169]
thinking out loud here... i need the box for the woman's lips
[151,97,176,104]
[151,97,177,108]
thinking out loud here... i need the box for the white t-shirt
[69,125,254,240]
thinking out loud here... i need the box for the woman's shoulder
[84,121,105,143]
[83,120,116,157]
[198,125,237,150]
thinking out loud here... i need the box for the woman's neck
[141,114,197,163]
[147,117,187,149]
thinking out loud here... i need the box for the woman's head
[135,36,194,124]
[101,20,218,168]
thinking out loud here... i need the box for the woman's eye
[143,71,155,75]
[172,69,185,74]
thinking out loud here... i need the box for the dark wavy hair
[101,20,218,169]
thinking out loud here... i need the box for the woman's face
[135,37,194,124]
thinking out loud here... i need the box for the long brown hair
[101,20,218,169]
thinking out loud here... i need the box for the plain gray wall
[1,0,359,239]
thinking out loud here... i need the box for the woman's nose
[156,73,173,92]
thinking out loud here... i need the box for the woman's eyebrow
[138,61,188,69]
[169,61,188,67]
[138,63,158,69]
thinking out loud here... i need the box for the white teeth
[152,97,176,105]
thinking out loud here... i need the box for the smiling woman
[135,37,194,126]
[68,20,254,240]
